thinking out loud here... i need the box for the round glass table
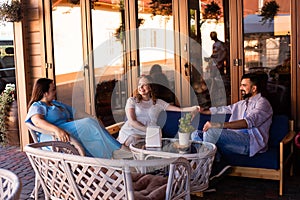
[129,138,217,193]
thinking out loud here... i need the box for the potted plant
[178,113,195,146]
[0,0,22,23]
[0,83,19,145]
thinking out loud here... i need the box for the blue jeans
[203,128,250,156]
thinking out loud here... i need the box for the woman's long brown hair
[28,78,53,108]
[135,75,157,105]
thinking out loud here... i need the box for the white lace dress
[118,97,169,144]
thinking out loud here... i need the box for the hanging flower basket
[259,0,279,24]
[149,0,172,17]
[0,0,22,23]
[114,18,144,42]
[202,1,222,21]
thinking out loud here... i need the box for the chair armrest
[25,122,56,143]
[26,122,55,136]
[106,122,125,135]
[280,130,295,168]
[281,130,296,145]
[69,138,85,156]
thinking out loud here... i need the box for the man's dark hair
[242,72,267,94]
[210,31,218,41]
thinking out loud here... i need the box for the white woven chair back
[0,168,21,200]
[25,141,191,200]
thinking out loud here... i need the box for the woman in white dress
[118,75,200,146]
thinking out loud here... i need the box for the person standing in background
[210,31,227,75]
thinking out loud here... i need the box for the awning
[244,14,290,36]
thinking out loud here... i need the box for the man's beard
[241,90,252,99]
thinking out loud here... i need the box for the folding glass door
[49,0,234,123]
[243,0,292,116]
[50,0,85,110]
[187,0,230,108]
[49,0,126,125]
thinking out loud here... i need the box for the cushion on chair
[158,111,180,138]
[158,111,288,170]
[268,115,289,147]
[132,173,168,200]
[222,115,289,170]
[223,147,280,169]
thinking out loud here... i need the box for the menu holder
[145,126,162,148]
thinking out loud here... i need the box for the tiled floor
[1,144,300,200]
[0,145,37,199]
[192,175,300,200]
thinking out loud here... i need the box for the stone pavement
[0,145,44,200]
[1,144,300,200]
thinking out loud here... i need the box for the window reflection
[52,1,83,106]
[92,0,125,125]
[243,0,291,116]
[0,40,15,93]
[190,0,230,107]
[138,0,175,104]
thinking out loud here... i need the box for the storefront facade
[11,0,300,147]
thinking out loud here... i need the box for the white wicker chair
[0,168,22,200]
[25,141,191,200]
[25,122,86,200]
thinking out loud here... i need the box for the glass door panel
[91,0,125,125]
[137,0,176,104]
[52,1,83,107]
[0,24,15,91]
[243,0,291,116]
[189,0,230,107]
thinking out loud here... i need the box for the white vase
[178,132,190,146]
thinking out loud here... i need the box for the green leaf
[178,113,195,133]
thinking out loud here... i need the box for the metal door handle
[83,65,89,76]
[184,62,190,76]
